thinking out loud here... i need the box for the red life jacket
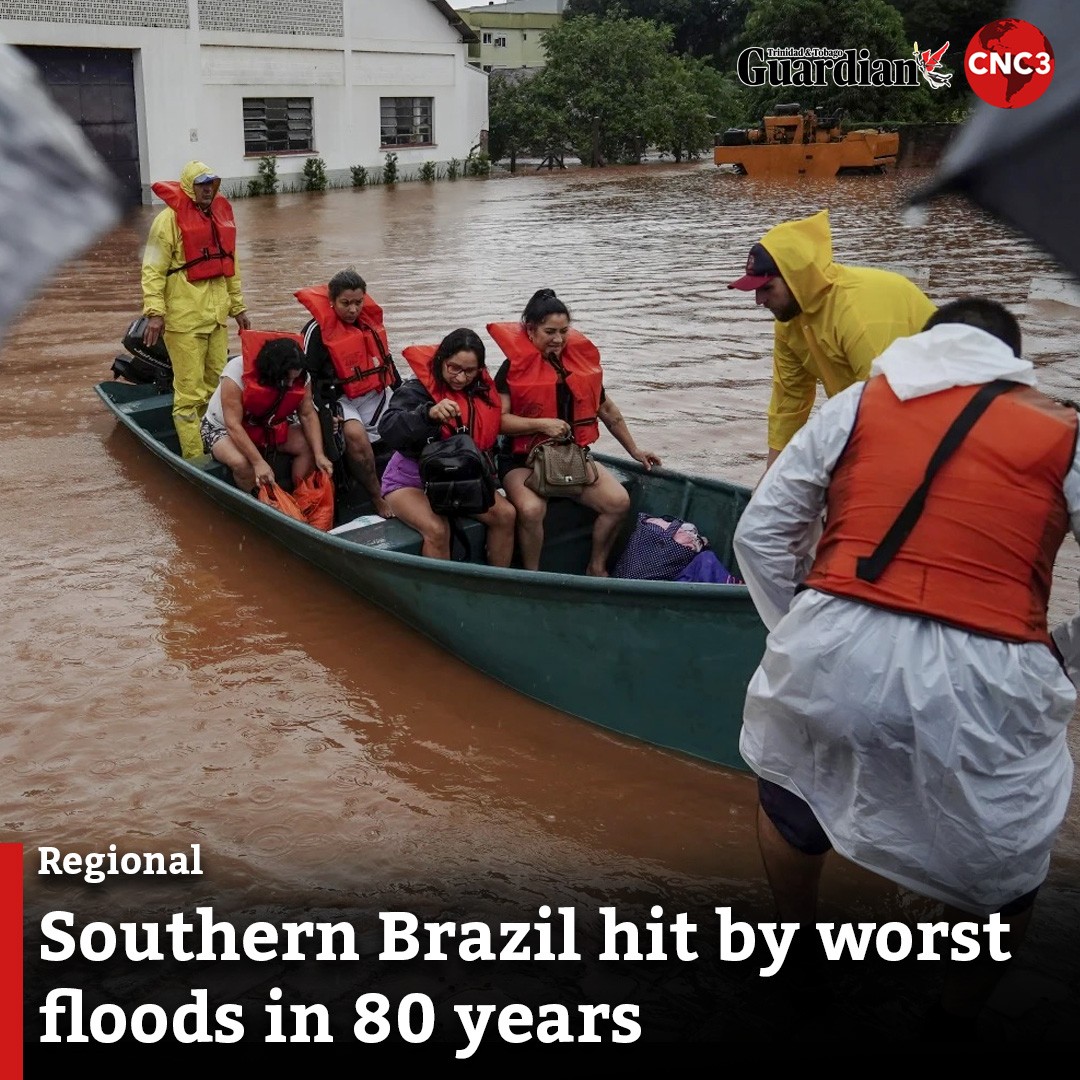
[239,330,308,448]
[295,285,393,399]
[402,345,502,452]
[486,322,603,454]
[151,181,236,281]
[804,375,1078,646]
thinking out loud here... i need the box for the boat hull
[96,381,767,771]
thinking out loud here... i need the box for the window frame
[493,35,507,48]
[243,96,314,156]
[482,31,492,44]
[379,96,434,149]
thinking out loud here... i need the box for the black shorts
[495,451,529,483]
[756,778,1039,916]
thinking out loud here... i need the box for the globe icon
[965,19,1054,109]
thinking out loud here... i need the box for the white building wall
[0,0,487,201]
[461,64,489,155]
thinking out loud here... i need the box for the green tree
[532,14,717,164]
[568,0,995,123]
[566,0,752,64]
[886,0,1007,51]
[487,12,741,169]
[488,71,563,172]
[644,56,744,160]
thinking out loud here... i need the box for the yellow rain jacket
[765,210,935,451]
[141,160,246,334]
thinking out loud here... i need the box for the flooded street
[4,165,1080,1045]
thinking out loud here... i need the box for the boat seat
[114,393,172,416]
[334,513,488,559]
[333,463,644,570]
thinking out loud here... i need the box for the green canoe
[96,380,767,771]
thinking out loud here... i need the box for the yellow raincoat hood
[757,209,936,451]
[142,158,243,334]
[759,210,836,314]
[179,159,221,201]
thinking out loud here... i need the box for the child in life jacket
[202,334,333,492]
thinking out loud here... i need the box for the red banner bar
[0,844,22,1078]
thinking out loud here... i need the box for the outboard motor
[111,316,173,391]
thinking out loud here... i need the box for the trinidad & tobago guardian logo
[964,19,1054,108]
[736,43,952,90]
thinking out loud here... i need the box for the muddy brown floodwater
[4,165,1079,1048]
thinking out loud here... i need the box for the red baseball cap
[728,243,781,290]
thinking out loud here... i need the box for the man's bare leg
[756,803,827,925]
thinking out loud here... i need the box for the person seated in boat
[296,268,399,518]
[201,332,333,492]
[377,328,516,566]
[489,289,662,576]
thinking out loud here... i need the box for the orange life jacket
[295,285,394,399]
[402,345,502,452]
[487,322,603,454]
[151,181,236,281]
[239,330,308,448]
[804,376,1078,646]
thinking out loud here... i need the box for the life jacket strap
[856,379,1017,583]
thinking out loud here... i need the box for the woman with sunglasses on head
[377,328,516,565]
[489,289,661,576]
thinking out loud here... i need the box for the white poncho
[735,324,1079,914]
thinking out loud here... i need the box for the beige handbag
[524,437,600,497]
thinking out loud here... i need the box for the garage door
[18,46,141,207]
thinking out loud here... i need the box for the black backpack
[419,427,495,516]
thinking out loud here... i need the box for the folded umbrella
[910,1,1079,277]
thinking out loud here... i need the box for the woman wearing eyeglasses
[377,328,516,565]
[489,289,661,576]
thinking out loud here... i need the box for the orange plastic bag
[293,470,335,532]
[257,481,307,523]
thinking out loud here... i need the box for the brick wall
[0,0,345,35]
[197,0,343,36]
[0,0,188,28]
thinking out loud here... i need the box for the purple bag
[675,551,742,585]
[613,514,704,581]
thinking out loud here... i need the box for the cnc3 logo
[965,19,1054,108]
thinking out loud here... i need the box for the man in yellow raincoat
[141,160,250,458]
[729,210,935,467]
